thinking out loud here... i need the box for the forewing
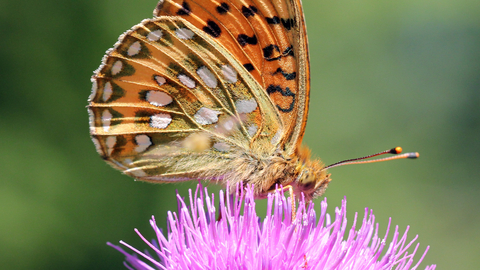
[154,0,311,156]
[88,17,283,181]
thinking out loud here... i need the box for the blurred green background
[1,0,478,269]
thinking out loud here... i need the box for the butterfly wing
[88,17,284,181]
[154,0,310,156]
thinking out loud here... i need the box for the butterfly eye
[298,170,316,191]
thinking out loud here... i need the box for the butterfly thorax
[224,146,331,201]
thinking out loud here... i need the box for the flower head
[109,184,435,269]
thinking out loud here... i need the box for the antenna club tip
[407,152,420,159]
[391,146,403,154]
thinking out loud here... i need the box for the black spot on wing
[243,63,255,72]
[138,90,149,102]
[266,16,281,25]
[135,110,153,125]
[216,2,230,14]
[281,18,294,30]
[283,46,294,57]
[261,45,295,61]
[274,68,296,80]
[203,20,222,38]
[263,44,280,61]
[237,34,258,46]
[266,85,296,112]
[176,1,191,15]
[242,5,258,18]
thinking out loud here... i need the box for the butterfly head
[293,159,331,201]
[288,146,331,200]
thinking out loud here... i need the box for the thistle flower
[109,185,436,270]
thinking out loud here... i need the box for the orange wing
[154,0,310,156]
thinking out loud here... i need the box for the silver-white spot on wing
[213,142,230,152]
[102,82,113,102]
[89,80,98,101]
[102,110,112,132]
[147,30,163,41]
[271,129,282,145]
[146,91,173,107]
[88,108,95,133]
[127,41,142,56]
[128,168,148,178]
[178,74,196,89]
[154,75,166,86]
[221,64,237,83]
[235,99,257,114]
[175,28,195,40]
[105,136,117,156]
[197,66,217,88]
[111,60,123,75]
[150,113,172,129]
[223,120,234,131]
[91,137,103,155]
[135,135,152,152]
[247,124,258,137]
[194,107,221,125]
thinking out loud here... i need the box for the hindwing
[88,17,284,181]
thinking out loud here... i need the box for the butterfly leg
[273,185,296,221]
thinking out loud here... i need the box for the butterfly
[88,0,417,201]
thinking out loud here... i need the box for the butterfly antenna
[322,146,419,171]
